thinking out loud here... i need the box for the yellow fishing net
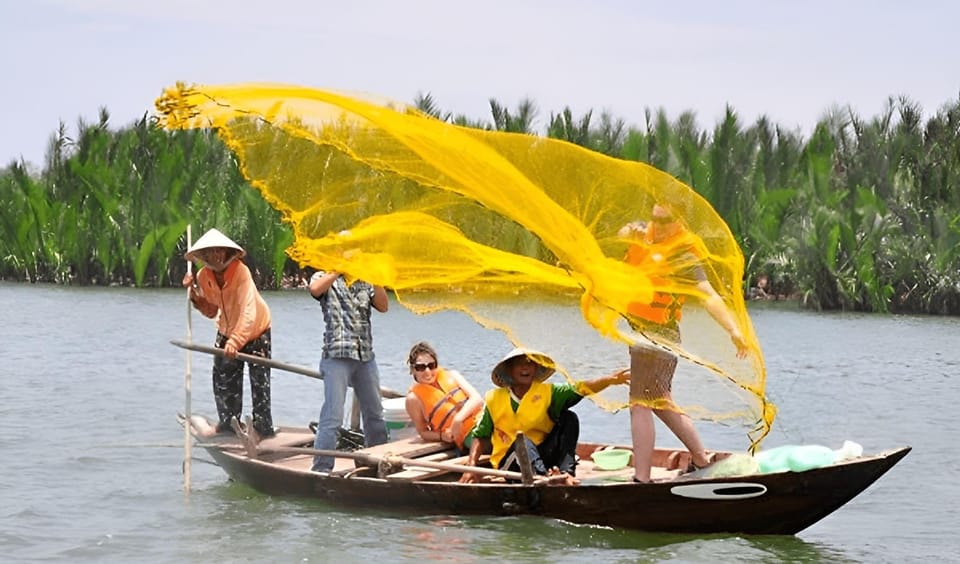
[156,82,776,449]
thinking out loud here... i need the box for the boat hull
[201,439,910,535]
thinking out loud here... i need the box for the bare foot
[545,468,581,486]
[189,415,218,438]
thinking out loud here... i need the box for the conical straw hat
[185,228,246,262]
[491,347,555,387]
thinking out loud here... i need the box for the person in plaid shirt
[308,269,390,472]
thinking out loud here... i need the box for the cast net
[156,82,776,449]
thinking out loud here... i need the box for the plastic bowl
[591,448,632,470]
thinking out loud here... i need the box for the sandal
[685,460,714,473]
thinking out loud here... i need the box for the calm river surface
[1,282,956,563]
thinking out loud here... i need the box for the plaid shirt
[311,271,377,361]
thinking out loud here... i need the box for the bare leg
[654,404,709,468]
[629,405,656,482]
[630,343,705,480]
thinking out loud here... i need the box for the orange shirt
[196,260,271,350]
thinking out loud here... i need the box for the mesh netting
[156,82,776,450]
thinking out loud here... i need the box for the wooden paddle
[170,339,403,398]
[513,431,536,485]
[253,444,566,484]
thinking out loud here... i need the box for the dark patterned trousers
[212,328,274,437]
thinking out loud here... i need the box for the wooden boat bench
[355,436,453,460]
[259,430,317,450]
[349,436,493,481]
[341,436,453,478]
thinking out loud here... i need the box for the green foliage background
[2,93,959,315]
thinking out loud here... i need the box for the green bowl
[591,448,632,470]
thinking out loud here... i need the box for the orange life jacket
[409,368,477,449]
[624,225,700,325]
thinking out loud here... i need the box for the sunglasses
[412,361,438,372]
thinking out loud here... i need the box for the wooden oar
[170,339,403,398]
[513,431,536,485]
[255,444,548,483]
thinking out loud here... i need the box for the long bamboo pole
[169,339,404,399]
[183,226,193,493]
[256,444,535,482]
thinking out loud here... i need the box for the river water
[1,282,956,563]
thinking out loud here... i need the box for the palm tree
[547,106,593,146]
[489,97,538,133]
[590,111,626,156]
[412,91,452,122]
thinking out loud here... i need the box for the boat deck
[201,427,686,483]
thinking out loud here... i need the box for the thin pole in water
[183,225,193,494]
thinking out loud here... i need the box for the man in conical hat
[182,228,275,439]
[459,347,629,485]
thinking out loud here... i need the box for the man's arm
[698,279,748,359]
[188,288,218,319]
[184,270,218,318]
[372,285,389,312]
[574,368,631,396]
[458,437,492,484]
[309,271,339,298]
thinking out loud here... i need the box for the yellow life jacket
[485,381,555,469]
[409,368,476,449]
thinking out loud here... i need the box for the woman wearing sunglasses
[404,341,483,452]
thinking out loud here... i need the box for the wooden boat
[187,418,910,535]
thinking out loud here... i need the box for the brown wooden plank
[355,435,452,460]
[259,431,315,450]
